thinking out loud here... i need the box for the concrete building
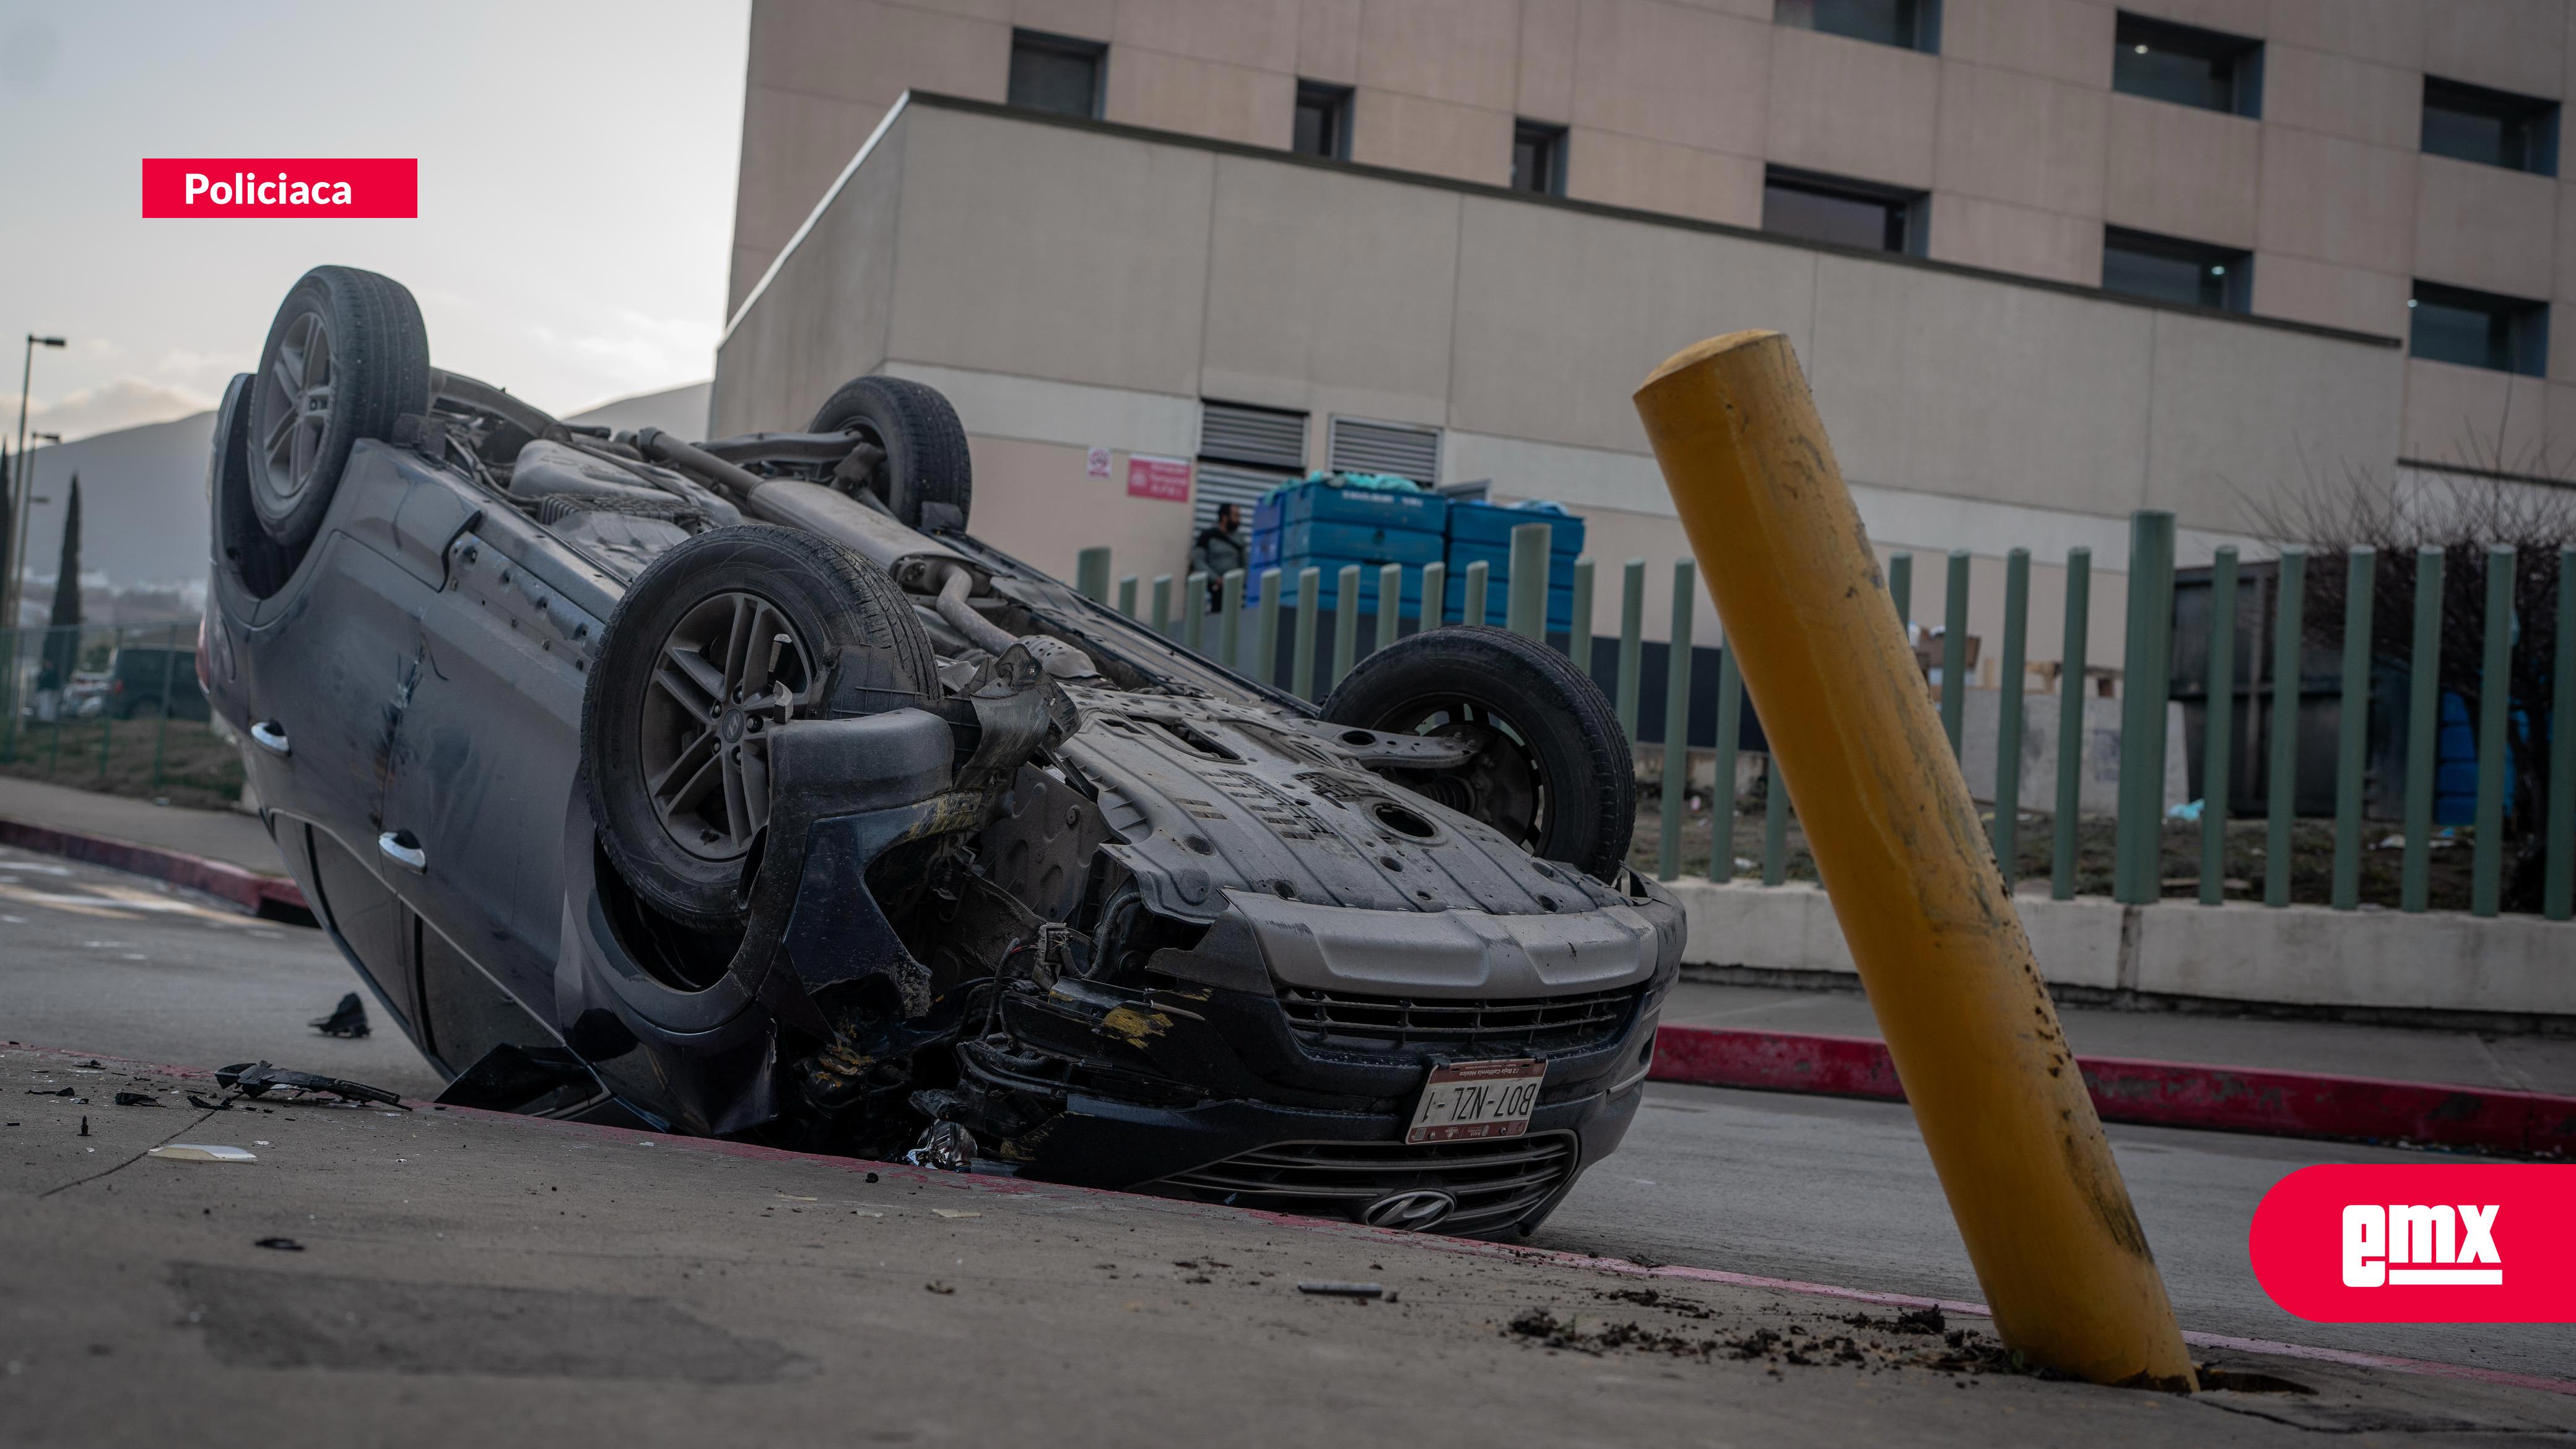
[716,0,2576,666]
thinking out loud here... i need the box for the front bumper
[1008,1064,1651,1238]
[957,882,1680,1238]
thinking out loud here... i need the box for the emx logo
[2342,1203,2501,1286]
[2250,1165,2572,1323]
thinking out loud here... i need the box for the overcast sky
[0,1,749,442]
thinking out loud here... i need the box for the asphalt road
[4,842,2569,1383]
[0,842,442,1098]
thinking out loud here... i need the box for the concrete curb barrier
[1666,878,2576,1017]
[0,814,310,921]
[1651,1023,2576,1158]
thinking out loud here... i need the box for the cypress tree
[44,473,79,680]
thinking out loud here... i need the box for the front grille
[1159,1133,1577,1237]
[1277,984,1638,1053]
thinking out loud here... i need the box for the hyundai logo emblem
[1361,1189,1457,1230]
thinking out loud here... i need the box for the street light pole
[10,334,67,630]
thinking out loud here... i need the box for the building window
[1292,82,1352,160]
[1008,30,1105,120]
[2113,12,2261,118]
[1512,121,1567,196]
[1762,167,1925,255]
[2422,77,2559,176]
[2102,227,2251,312]
[2410,282,2548,376]
[1774,0,1940,53]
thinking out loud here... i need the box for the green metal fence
[0,620,240,804]
[1049,508,2576,916]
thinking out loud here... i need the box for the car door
[376,498,606,1017]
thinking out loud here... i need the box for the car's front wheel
[807,375,973,532]
[583,526,940,933]
[1323,625,1635,884]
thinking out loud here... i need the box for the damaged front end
[554,651,1681,1238]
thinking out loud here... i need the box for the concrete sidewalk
[1664,978,2576,1097]
[2,1043,2569,1447]
[0,775,284,877]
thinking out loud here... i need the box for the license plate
[1405,1058,1546,1145]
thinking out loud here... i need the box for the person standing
[1190,503,1247,614]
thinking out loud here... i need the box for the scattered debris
[147,1144,257,1163]
[308,992,370,1038]
[863,1172,879,1184]
[253,1237,303,1251]
[924,1281,955,1295]
[1508,1300,2051,1380]
[906,1121,974,1171]
[78,1116,88,1137]
[214,1062,407,1110]
[25,1087,72,1097]
[1297,1282,1388,1300]
[1599,1287,1715,1321]
[186,1094,231,1111]
[930,1208,980,1219]
[112,1092,162,1107]
[1512,1308,1727,1358]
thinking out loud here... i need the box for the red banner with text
[142,159,417,218]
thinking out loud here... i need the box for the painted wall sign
[1126,455,1190,503]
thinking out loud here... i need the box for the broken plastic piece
[112,1092,162,1107]
[214,1061,407,1109]
[253,1237,304,1251]
[905,1120,974,1172]
[186,1094,231,1111]
[148,1144,257,1162]
[433,1043,594,1113]
[308,992,370,1038]
[1296,1282,1386,1299]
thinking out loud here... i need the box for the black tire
[1323,625,1634,884]
[246,266,431,551]
[584,525,939,931]
[808,375,972,532]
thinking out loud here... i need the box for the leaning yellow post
[1633,331,2195,1390]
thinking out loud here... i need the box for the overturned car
[204,266,1682,1238]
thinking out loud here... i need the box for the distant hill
[9,410,218,611]
[6,380,713,612]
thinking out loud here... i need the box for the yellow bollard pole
[1633,331,2194,1391]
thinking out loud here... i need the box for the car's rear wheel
[245,266,431,551]
[584,525,940,931]
[807,375,972,532]
[1322,625,1635,884]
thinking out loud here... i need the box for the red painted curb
[1651,1024,2576,1159]
[0,814,308,920]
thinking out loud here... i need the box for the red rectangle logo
[141,159,417,218]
